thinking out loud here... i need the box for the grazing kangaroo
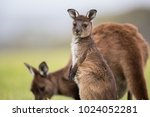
[92,23,149,99]
[67,9,117,100]
[24,61,80,100]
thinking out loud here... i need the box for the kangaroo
[67,9,117,100]
[24,61,80,100]
[92,23,149,99]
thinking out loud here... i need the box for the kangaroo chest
[71,40,78,66]
[71,38,86,67]
[71,38,79,65]
[71,38,91,66]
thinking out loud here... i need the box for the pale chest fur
[71,38,79,67]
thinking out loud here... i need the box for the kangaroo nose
[76,29,79,33]
[75,29,81,34]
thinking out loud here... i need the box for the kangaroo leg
[122,59,149,100]
[74,94,80,100]
[127,91,132,100]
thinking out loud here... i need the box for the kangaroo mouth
[75,34,90,39]
[75,32,81,36]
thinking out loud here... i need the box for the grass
[145,58,150,97]
[0,48,149,100]
[0,48,72,100]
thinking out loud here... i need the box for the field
[0,48,150,100]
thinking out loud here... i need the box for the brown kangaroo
[92,23,149,99]
[24,18,149,100]
[67,9,117,100]
[24,61,80,100]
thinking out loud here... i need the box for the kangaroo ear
[39,61,48,77]
[86,9,97,21]
[67,9,79,19]
[24,63,38,77]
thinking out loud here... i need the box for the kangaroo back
[92,23,149,99]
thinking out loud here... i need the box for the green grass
[145,58,150,97]
[0,48,150,100]
[0,48,72,100]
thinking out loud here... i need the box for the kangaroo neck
[71,35,95,67]
[49,69,63,95]
[50,67,68,95]
[73,35,91,44]
[73,35,94,49]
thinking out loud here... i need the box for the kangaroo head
[68,9,97,38]
[24,61,56,100]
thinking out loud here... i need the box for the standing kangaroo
[92,23,149,99]
[68,9,117,100]
[24,61,80,100]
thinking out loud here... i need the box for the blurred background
[0,0,150,99]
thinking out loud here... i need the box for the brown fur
[92,22,149,99]
[25,23,149,100]
[24,62,80,100]
[72,37,117,99]
[68,9,117,100]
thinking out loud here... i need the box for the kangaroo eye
[82,23,88,28]
[73,22,77,27]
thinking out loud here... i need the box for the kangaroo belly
[75,63,117,100]
[78,74,117,100]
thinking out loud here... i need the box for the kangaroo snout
[75,29,81,35]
